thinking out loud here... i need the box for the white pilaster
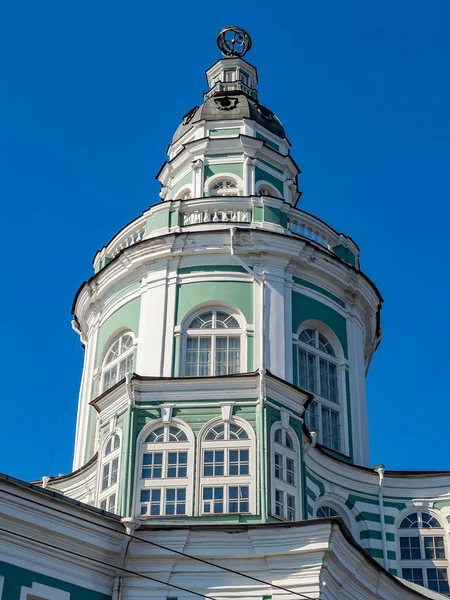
[284,273,294,383]
[192,159,204,198]
[73,314,99,470]
[162,260,179,376]
[264,264,287,379]
[346,309,370,466]
[247,157,256,195]
[136,264,169,376]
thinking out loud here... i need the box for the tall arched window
[296,327,342,452]
[271,426,300,521]
[184,309,242,376]
[199,419,255,516]
[137,422,194,518]
[209,178,239,197]
[102,332,135,392]
[398,510,449,594]
[98,433,121,513]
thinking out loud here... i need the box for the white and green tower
[56,27,381,524]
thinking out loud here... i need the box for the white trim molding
[20,582,70,600]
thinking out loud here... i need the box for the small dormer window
[224,69,236,82]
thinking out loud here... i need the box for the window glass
[272,427,298,521]
[297,328,341,452]
[200,420,253,516]
[185,309,241,377]
[102,333,135,392]
[398,511,448,594]
[139,423,191,518]
[99,433,121,514]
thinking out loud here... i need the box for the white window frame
[181,306,247,377]
[397,509,450,594]
[270,423,301,521]
[135,419,194,519]
[100,331,136,393]
[198,418,256,516]
[205,173,243,197]
[295,321,348,455]
[97,431,121,513]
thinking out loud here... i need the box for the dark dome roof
[172,91,286,144]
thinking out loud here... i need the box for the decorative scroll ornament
[217,26,252,58]
[214,96,238,111]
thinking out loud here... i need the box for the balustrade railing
[183,207,252,226]
[110,226,145,257]
[288,218,333,250]
[93,216,147,272]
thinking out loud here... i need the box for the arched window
[296,327,342,452]
[209,178,239,197]
[256,183,278,198]
[102,332,135,392]
[316,505,340,518]
[138,422,193,518]
[271,426,300,521]
[176,188,192,200]
[199,419,255,516]
[398,510,449,594]
[99,433,121,513]
[184,309,242,376]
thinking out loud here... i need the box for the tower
[65,26,381,520]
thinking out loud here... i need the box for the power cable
[0,525,219,600]
[0,487,317,600]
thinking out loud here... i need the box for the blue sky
[1,1,449,481]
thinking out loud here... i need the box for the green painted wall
[258,158,283,174]
[175,281,253,325]
[332,244,357,267]
[0,561,111,599]
[293,277,345,308]
[95,298,141,369]
[146,208,169,233]
[210,128,241,137]
[291,291,348,358]
[255,167,283,195]
[128,404,257,519]
[204,163,243,193]
[171,171,192,197]
[178,265,247,275]
[255,132,280,151]
[103,282,140,311]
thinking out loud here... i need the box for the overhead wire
[0,525,219,600]
[0,486,318,600]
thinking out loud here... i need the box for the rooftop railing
[93,196,359,273]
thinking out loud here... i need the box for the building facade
[1,26,449,600]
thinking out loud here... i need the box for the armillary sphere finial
[217,26,252,58]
